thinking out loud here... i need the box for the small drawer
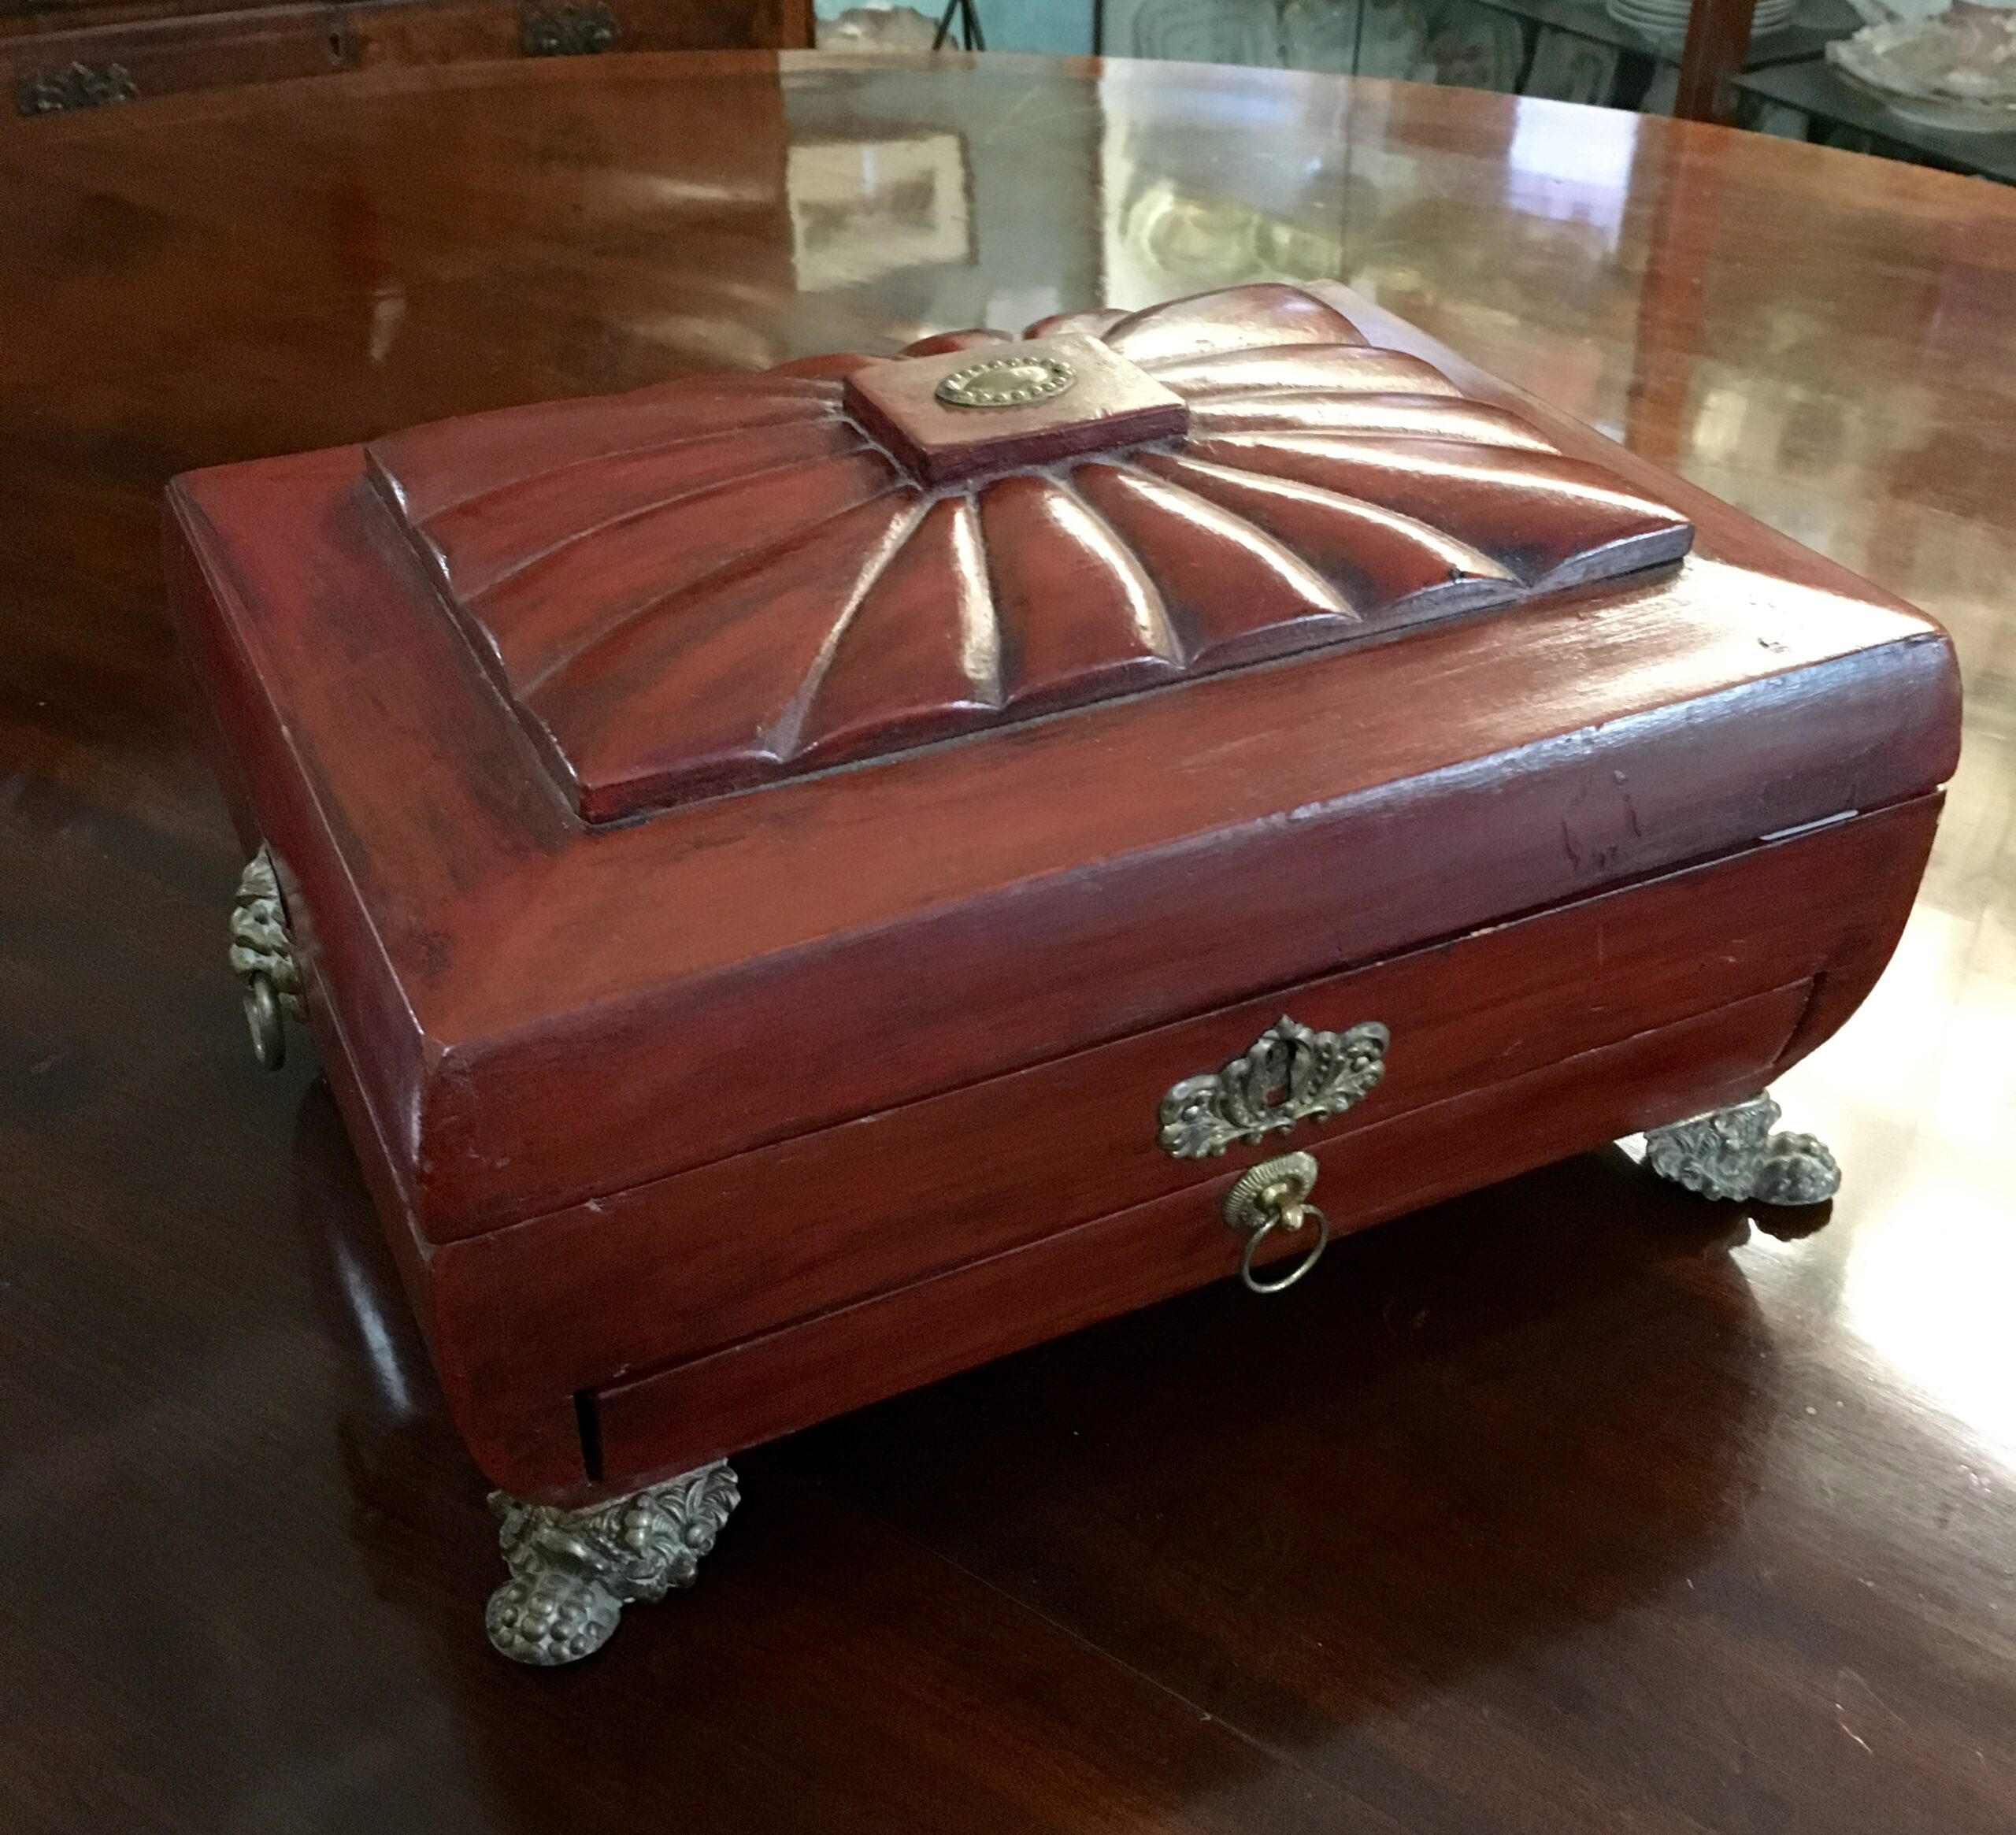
[587,979,1816,1488]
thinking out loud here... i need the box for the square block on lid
[843,335,1189,487]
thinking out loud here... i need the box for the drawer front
[431,796,1934,1496]
[8,8,343,110]
[591,981,1815,1488]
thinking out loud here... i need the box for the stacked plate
[1827,8,2016,135]
[1604,0,1796,43]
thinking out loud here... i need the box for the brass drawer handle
[1158,1014,1389,1158]
[520,2,620,54]
[17,62,139,117]
[229,843,304,1070]
[1223,1151,1329,1294]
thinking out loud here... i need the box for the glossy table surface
[2,50,2012,1835]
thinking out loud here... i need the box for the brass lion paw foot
[1642,1093,1840,1207]
[485,1460,740,1665]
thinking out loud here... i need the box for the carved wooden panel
[367,282,1694,823]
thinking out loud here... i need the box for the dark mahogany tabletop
[2,50,2014,1835]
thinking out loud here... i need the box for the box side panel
[165,451,591,1217]
[164,485,432,1201]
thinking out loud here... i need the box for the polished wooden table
[3,51,2013,1835]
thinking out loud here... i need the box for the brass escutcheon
[1159,1014,1389,1159]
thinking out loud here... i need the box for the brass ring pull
[1221,1151,1330,1296]
[243,973,287,1071]
[1238,1198,1332,1294]
[230,844,304,1073]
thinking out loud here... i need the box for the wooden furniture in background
[5,0,808,113]
[1674,0,1759,119]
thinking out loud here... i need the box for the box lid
[166,284,1960,1241]
[363,284,1695,824]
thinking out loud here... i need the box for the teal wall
[982,0,1095,53]
[812,0,1095,55]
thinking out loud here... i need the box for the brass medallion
[934,353,1077,410]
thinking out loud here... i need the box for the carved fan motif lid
[366,284,1694,823]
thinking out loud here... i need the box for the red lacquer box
[166,284,1959,1663]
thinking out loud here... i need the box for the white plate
[1606,3,1794,30]
[1882,96,2016,134]
[1606,4,1794,21]
[1606,0,1793,17]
